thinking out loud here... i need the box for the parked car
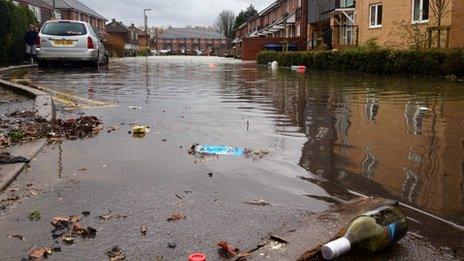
[36,20,108,67]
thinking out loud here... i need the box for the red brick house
[42,0,106,31]
[234,0,308,60]
[128,24,149,50]
[154,27,227,56]
[105,19,139,56]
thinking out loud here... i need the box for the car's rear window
[42,22,87,36]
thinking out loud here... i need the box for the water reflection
[238,68,464,225]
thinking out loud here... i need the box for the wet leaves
[217,241,240,258]
[3,115,102,145]
[107,126,119,133]
[243,199,270,206]
[28,246,60,260]
[51,215,97,241]
[167,213,186,222]
[106,246,126,261]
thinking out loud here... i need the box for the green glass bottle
[322,205,408,260]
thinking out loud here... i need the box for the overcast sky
[79,0,270,27]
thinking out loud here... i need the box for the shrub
[256,48,464,76]
[104,35,125,58]
[137,47,152,57]
[0,0,37,66]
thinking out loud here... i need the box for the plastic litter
[132,125,150,134]
[189,252,206,261]
[270,61,278,70]
[321,205,408,260]
[194,145,245,156]
[129,105,142,110]
[291,65,306,73]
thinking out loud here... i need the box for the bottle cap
[321,237,351,260]
[188,252,206,261]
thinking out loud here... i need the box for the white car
[36,20,108,67]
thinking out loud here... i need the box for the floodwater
[0,56,463,260]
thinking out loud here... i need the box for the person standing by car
[24,25,38,63]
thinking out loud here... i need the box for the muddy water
[1,56,463,260]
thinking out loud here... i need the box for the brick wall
[242,37,301,60]
[450,0,464,48]
[356,0,456,49]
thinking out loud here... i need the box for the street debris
[188,144,270,162]
[217,241,240,258]
[0,152,30,164]
[167,212,186,222]
[132,125,150,134]
[0,134,10,148]
[106,246,126,261]
[51,215,97,242]
[129,105,142,110]
[140,226,148,236]
[28,210,41,221]
[167,242,177,249]
[207,172,213,177]
[8,234,25,241]
[8,110,36,118]
[99,211,128,221]
[243,199,270,206]
[2,114,102,146]
[28,247,60,260]
[107,125,119,133]
[82,211,91,217]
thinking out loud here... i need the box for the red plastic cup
[189,252,206,261]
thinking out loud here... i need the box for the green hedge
[257,48,464,76]
[0,0,37,66]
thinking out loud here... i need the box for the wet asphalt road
[0,56,463,260]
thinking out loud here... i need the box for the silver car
[37,20,108,67]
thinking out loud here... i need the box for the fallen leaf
[8,234,25,241]
[167,242,177,248]
[140,226,148,236]
[99,211,128,221]
[167,213,186,222]
[243,199,270,206]
[29,248,50,260]
[79,168,88,172]
[82,211,91,217]
[217,241,239,257]
[106,246,125,261]
[69,215,81,223]
[52,216,70,227]
[61,234,75,244]
[30,188,40,196]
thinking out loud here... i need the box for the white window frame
[369,4,382,28]
[412,0,429,24]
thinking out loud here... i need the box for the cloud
[79,0,271,27]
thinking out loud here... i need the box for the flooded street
[0,56,463,260]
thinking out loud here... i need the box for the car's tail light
[35,36,40,48]
[87,36,94,49]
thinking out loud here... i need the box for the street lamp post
[52,0,56,19]
[143,9,152,49]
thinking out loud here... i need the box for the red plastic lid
[189,252,206,261]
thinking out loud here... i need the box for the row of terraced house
[234,0,464,60]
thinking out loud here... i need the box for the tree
[214,10,236,50]
[430,0,451,48]
[234,5,258,31]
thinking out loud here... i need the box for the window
[296,24,301,36]
[412,0,429,23]
[369,4,382,28]
[41,22,87,36]
[54,11,61,19]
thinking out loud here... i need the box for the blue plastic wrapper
[196,145,245,156]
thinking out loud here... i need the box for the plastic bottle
[196,145,244,156]
[321,205,408,260]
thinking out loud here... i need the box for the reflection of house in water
[404,102,428,135]
[233,68,464,223]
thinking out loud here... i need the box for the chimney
[112,19,116,23]
[131,23,135,28]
